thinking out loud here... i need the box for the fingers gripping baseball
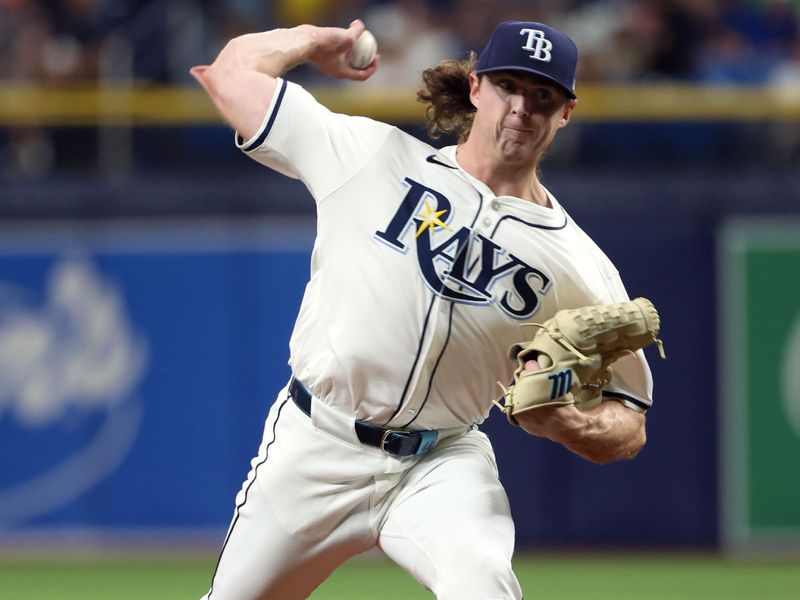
[494,297,665,426]
[309,20,379,80]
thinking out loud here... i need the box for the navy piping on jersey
[602,390,650,411]
[399,299,455,428]
[469,191,485,228]
[384,297,437,426]
[398,191,481,425]
[461,203,568,277]
[426,154,458,169]
[490,206,569,237]
[240,78,288,152]
[384,190,484,427]
[460,190,487,276]
[207,395,289,598]
[398,190,482,424]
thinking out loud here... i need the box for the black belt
[288,378,438,458]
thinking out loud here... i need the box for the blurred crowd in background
[2,0,799,87]
[1,0,799,181]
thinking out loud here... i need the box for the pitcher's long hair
[417,52,477,143]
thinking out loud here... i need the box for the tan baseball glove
[494,297,665,425]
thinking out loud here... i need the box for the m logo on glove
[495,297,665,426]
[548,369,573,400]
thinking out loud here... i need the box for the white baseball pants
[201,383,522,600]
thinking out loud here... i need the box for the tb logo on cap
[520,28,552,62]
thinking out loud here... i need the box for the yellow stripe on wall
[0,84,799,126]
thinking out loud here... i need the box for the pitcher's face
[469,71,575,165]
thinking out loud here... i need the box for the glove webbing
[523,322,599,367]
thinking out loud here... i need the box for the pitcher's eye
[497,79,516,92]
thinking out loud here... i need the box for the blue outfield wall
[489,209,718,548]
[0,167,795,549]
[0,221,312,535]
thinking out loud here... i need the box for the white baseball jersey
[237,78,653,432]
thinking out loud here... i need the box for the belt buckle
[380,429,438,457]
[379,429,403,456]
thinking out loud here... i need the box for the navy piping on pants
[207,395,290,598]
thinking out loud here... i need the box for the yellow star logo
[415,201,452,237]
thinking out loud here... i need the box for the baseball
[347,30,377,69]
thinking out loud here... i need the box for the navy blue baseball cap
[476,21,578,99]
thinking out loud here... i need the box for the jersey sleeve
[235,78,393,202]
[587,243,656,413]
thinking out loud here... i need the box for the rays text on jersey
[374,178,551,319]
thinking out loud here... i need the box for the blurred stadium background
[1,0,800,598]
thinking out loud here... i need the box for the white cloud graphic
[0,256,148,526]
[0,258,147,428]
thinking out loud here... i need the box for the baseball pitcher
[191,18,662,600]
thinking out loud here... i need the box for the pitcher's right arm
[190,20,377,140]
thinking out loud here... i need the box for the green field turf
[0,553,798,599]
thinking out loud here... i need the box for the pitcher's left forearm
[518,400,646,464]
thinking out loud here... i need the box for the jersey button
[490,200,501,211]
[482,217,491,227]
